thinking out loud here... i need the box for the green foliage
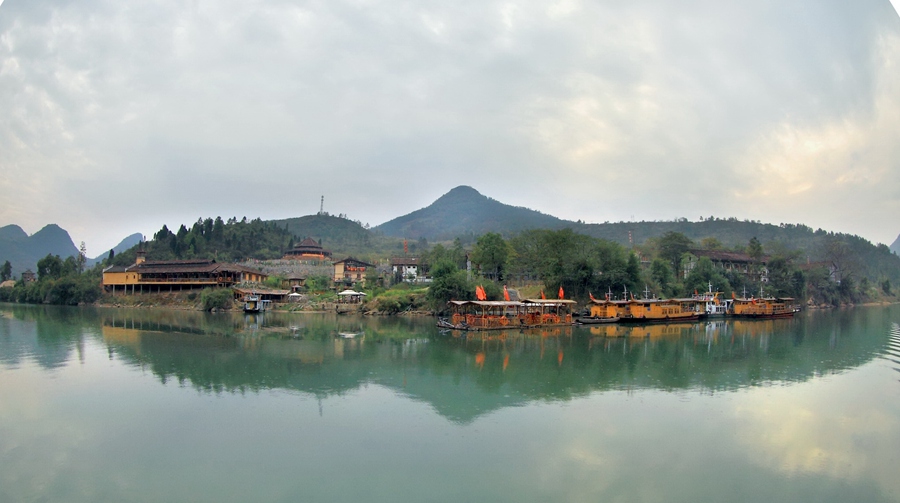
[682,257,732,297]
[200,288,233,311]
[427,259,473,310]
[471,232,510,281]
[306,275,332,293]
[655,232,694,273]
[1,260,11,281]
[883,279,892,295]
[509,228,637,299]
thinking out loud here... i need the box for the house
[283,237,332,262]
[333,257,374,286]
[390,257,421,282]
[21,270,36,283]
[102,251,267,294]
[682,249,769,283]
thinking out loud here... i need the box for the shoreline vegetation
[2,216,899,312]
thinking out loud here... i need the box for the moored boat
[243,294,269,313]
[440,299,576,331]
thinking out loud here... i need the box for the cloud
[1,0,899,254]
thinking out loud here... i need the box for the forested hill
[891,233,900,255]
[373,186,569,240]
[269,214,376,257]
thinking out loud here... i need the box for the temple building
[283,237,332,262]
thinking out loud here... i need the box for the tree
[77,241,87,274]
[657,232,693,274]
[37,254,63,281]
[747,237,763,262]
[427,259,472,310]
[471,232,510,281]
[0,260,11,282]
[683,257,732,297]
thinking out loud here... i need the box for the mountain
[891,233,900,255]
[86,233,143,268]
[373,186,569,240]
[0,224,79,276]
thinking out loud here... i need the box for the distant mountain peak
[373,186,568,240]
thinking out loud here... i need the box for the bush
[201,288,233,311]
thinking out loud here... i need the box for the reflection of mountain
[1,305,896,423]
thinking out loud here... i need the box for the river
[1,303,899,502]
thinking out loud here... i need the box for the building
[333,257,374,286]
[283,237,332,262]
[21,270,36,283]
[390,257,421,282]
[682,249,769,283]
[102,251,267,294]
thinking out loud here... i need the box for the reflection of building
[283,237,332,262]
[333,257,374,286]
[391,257,420,282]
[102,251,267,294]
[683,249,769,282]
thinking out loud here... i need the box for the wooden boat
[730,296,799,319]
[243,294,269,313]
[440,299,576,331]
[575,315,620,325]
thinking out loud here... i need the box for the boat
[691,282,733,318]
[730,295,799,319]
[440,299,576,331]
[575,315,620,325]
[242,294,270,313]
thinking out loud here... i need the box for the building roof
[334,256,374,267]
[285,237,332,256]
[688,249,768,263]
[390,257,419,266]
[105,259,266,277]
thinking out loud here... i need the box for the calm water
[1,303,899,503]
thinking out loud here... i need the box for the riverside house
[102,251,267,294]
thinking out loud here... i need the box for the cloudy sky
[1,0,899,256]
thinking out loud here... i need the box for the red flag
[503,285,510,301]
[476,285,487,301]
[540,290,546,300]
[558,286,564,299]
[589,291,596,302]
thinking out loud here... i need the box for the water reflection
[2,303,896,422]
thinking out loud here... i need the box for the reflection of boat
[243,294,270,313]
[441,299,576,331]
[337,332,363,339]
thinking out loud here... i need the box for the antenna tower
[319,195,324,215]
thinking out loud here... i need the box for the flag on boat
[589,291,596,302]
[503,285,510,301]
[540,290,546,299]
[476,285,487,300]
[558,286,564,299]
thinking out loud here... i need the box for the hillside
[374,186,568,240]
[891,233,900,255]
[270,214,378,257]
[0,224,79,276]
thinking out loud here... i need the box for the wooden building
[283,237,332,262]
[102,253,267,294]
[682,249,769,282]
[333,257,374,286]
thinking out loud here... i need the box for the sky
[1,0,899,256]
